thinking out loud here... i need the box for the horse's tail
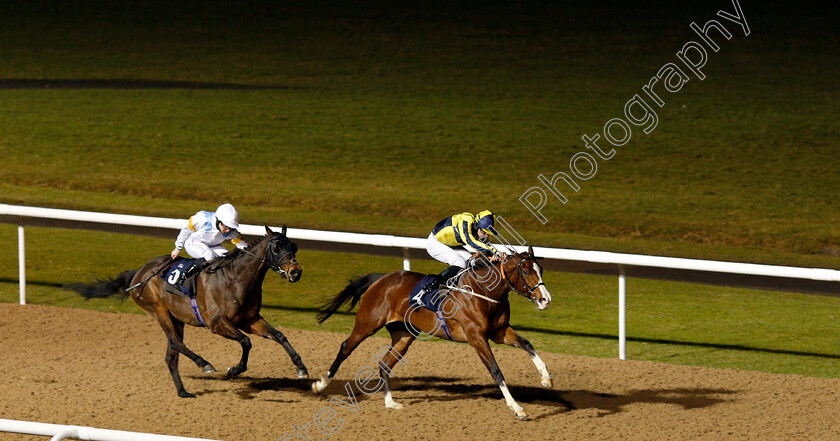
[64,270,138,300]
[317,273,385,324]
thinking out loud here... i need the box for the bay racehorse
[69,225,309,397]
[312,246,552,419]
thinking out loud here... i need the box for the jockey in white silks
[170,203,248,280]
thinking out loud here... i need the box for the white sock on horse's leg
[530,353,553,388]
[312,375,331,393]
[499,380,527,419]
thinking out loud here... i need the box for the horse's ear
[527,245,534,257]
[282,224,287,236]
[265,225,273,236]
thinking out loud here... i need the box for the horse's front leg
[467,332,528,420]
[492,326,552,388]
[208,316,251,377]
[246,316,309,378]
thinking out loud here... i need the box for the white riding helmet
[215,203,240,230]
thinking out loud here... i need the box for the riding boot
[178,258,206,287]
[416,265,462,302]
[438,265,463,288]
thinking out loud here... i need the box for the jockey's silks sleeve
[230,236,247,249]
[173,212,202,250]
[432,212,498,255]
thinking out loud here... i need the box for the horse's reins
[446,284,500,303]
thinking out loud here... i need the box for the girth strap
[435,310,454,341]
[189,296,206,327]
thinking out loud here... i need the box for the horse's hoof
[385,402,404,410]
[203,364,216,374]
[514,409,529,420]
[226,367,242,377]
[178,391,196,399]
[541,377,553,388]
[311,377,328,394]
[297,368,309,379]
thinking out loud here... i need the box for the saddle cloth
[408,275,458,340]
[161,258,207,327]
[162,258,199,297]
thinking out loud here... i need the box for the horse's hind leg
[246,316,309,378]
[208,316,252,377]
[312,315,387,393]
[164,320,195,398]
[379,323,415,410]
[154,311,215,398]
[164,342,192,397]
[492,326,552,388]
[467,331,529,420]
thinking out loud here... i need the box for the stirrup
[414,280,440,306]
[178,262,204,287]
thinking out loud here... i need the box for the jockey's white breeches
[426,233,473,268]
[184,239,228,261]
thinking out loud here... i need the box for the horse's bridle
[242,236,298,279]
[500,254,545,302]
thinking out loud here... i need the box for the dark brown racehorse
[312,247,552,419]
[70,226,309,397]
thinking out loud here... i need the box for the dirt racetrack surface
[2,304,839,441]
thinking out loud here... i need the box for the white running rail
[2,203,839,361]
[0,418,224,441]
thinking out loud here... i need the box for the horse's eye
[523,269,529,275]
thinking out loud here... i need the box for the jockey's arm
[230,235,248,250]
[172,215,198,259]
[459,219,498,256]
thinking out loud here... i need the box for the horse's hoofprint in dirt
[1,304,839,441]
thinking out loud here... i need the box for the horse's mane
[205,234,272,272]
[469,256,494,270]
[469,252,527,273]
[469,252,521,271]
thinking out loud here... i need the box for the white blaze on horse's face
[533,260,551,310]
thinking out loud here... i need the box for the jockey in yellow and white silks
[170,203,248,264]
[416,210,503,300]
[428,211,499,267]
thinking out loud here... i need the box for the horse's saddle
[409,275,461,341]
[162,258,200,297]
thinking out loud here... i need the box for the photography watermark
[519,0,749,224]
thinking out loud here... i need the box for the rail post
[18,224,25,305]
[618,265,626,360]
